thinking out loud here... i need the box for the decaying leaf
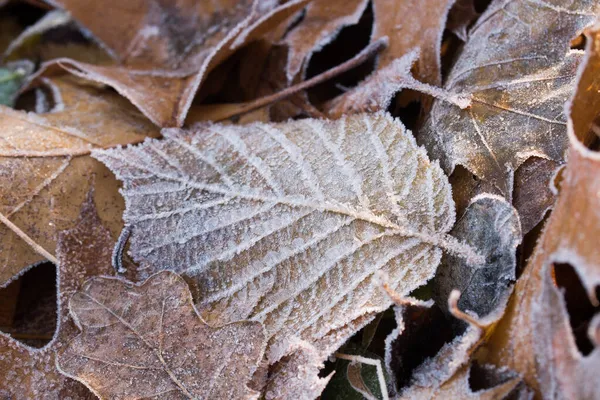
[323,0,458,117]
[35,0,308,126]
[446,0,479,42]
[58,270,266,400]
[95,112,482,397]
[0,76,159,286]
[425,362,521,399]
[419,0,600,198]
[0,191,114,399]
[282,0,370,82]
[434,194,521,319]
[485,22,600,393]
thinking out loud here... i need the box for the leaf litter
[1,0,600,398]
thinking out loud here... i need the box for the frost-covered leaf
[282,0,370,82]
[486,23,600,393]
[0,76,159,286]
[34,0,308,127]
[95,112,480,398]
[324,0,461,117]
[57,270,266,400]
[418,0,600,198]
[434,194,521,319]
[0,191,114,399]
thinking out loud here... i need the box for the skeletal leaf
[57,270,266,400]
[434,194,521,319]
[486,23,600,393]
[95,112,481,397]
[418,0,600,198]
[0,76,159,286]
[35,0,308,127]
[0,192,114,399]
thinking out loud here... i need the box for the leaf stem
[0,211,58,265]
[192,37,388,122]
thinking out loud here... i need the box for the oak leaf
[0,191,114,399]
[0,76,159,286]
[418,0,599,199]
[485,22,600,394]
[95,112,481,397]
[35,0,308,127]
[57,270,266,400]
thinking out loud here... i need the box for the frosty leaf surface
[0,76,159,286]
[0,192,113,399]
[419,0,600,196]
[95,112,478,381]
[58,270,266,400]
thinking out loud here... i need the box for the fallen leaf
[57,270,266,400]
[35,0,308,127]
[418,0,599,198]
[323,0,458,117]
[0,191,114,399]
[0,75,159,286]
[485,22,600,393]
[426,362,521,399]
[434,194,521,319]
[2,9,112,65]
[446,0,479,42]
[282,0,370,82]
[95,112,481,397]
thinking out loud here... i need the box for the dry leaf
[282,0,370,82]
[95,112,481,397]
[419,0,599,198]
[446,0,479,42]
[34,0,308,127]
[322,0,458,117]
[485,22,600,393]
[426,362,521,400]
[0,191,114,399]
[434,194,521,319]
[58,270,266,400]
[0,75,159,286]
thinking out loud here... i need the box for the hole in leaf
[305,1,375,105]
[553,263,600,356]
[0,262,57,348]
[570,33,587,50]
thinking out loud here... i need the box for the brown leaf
[0,191,114,399]
[34,0,308,127]
[0,75,159,286]
[282,0,370,81]
[57,270,266,400]
[419,0,599,198]
[324,0,464,117]
[446,0,479,42]
[485,22,600,394]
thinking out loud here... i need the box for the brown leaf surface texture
[485,22,600,394]
[0,76,159,287]
[0,192,114,399]
[36,0,308,126]
[419,0,600,197]
[58,270,266,400]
